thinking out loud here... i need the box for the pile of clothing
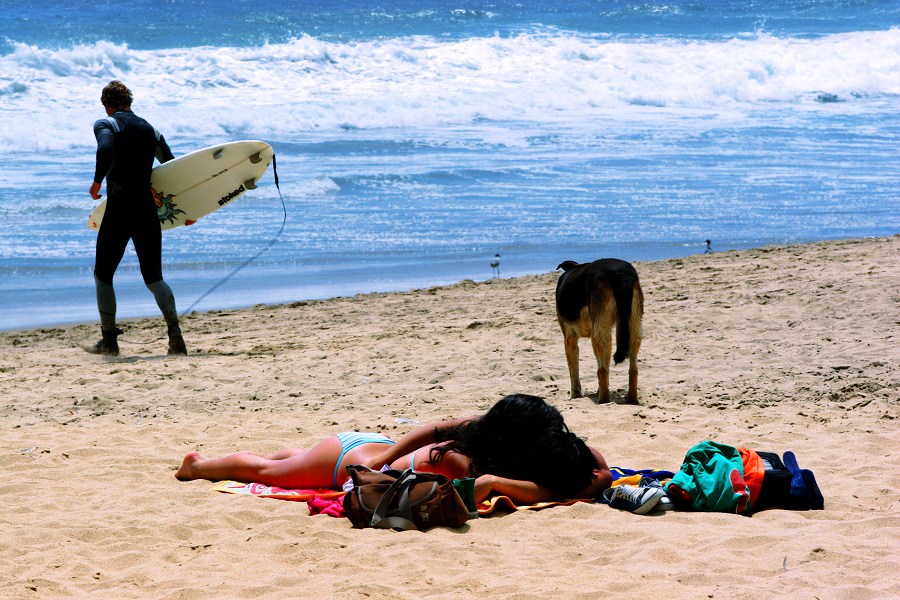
[604,441,824,516]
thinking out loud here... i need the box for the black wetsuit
[93,110,174,286]
[92,110,179,334]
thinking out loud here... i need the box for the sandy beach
[2,235,897,599]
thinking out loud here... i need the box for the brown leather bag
[343,466,471,531]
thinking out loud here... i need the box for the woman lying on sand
[177,394,612,503]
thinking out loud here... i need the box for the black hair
[431,394,599,497]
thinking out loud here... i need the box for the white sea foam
[1,29,898,154]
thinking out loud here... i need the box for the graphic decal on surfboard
[153,189,185,225]
[87,140,273,232]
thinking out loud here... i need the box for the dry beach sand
[1,236,898,599]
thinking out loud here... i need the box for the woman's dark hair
[431,394,599,497]
[101,80,133,109]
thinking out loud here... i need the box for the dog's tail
[613,274,643,365]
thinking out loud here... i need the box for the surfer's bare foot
[176,452,203,480]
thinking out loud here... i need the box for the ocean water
[1,1,898,330]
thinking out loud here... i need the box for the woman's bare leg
[175,451,268,483]
[176,436,344,488]
[264,448,307,460]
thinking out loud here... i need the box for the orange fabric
[477,495,589,515]
[738,448,765,509]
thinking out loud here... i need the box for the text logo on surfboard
[153,188,185,225]
[218,184,245,207]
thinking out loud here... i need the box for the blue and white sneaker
[603,484,665,515]
[638,477,673,512]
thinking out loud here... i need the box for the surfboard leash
[180,154,286,317]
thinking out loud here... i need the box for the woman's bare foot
[175,451,203,480]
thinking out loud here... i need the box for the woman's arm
[473,444,614,504]
[364,416,476,469]
[473,475,563,504]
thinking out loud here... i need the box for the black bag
[343,465,471,531]
[751,451,824,513]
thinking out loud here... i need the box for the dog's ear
[557,261,579,271]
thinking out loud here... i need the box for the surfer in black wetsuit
[87,80,187,356]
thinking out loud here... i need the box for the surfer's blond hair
[101,80,133,109]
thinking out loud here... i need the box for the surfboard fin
[249,152,262,164]
[213,148,224,160]
[243,178,257,190]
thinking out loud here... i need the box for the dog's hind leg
[591,331,612,404]
[590,314,614,404]
[563,331,583,398]
[626,339,640,404]
[590,291,616,404]
[625,282,643,404]
[626,356,639,403]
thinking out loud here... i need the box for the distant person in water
[705,240,713,254]
[491,253,501,278]
[87,80,186,356]
[176,394,613,504]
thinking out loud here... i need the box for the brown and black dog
[555,258,643,404]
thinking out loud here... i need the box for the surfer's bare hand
[89,182,103,200]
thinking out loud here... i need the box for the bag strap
[398,479,437,521]
[371,515,418,531]
[384,476,438,530]
[370,469,418,531]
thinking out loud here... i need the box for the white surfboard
[87,140,274,231]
